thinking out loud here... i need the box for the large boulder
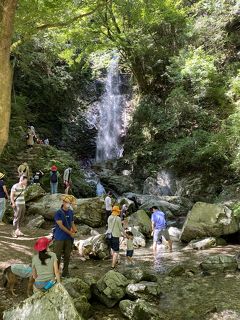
[123,193,193,216]
[75,234,109,259]
[126,282,161,300]
[26,215,45,229]
[128,210,152,238]
[3,283,82,320]
[143,170,176,196]
[27,195,105,227]
[27,193,62,219]
[74,197,105,227]
[182,237,217,251]
[93,270,129,307]
[200,254,237,273]
[62,278,91,318]
[180,202,240,242]
[25,184,46,202]
[119,299,163,320]
[99,169,139,194]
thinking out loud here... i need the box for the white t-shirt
[105,196,112,211]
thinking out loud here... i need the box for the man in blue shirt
[53,195,77,277]
[151,206,172,255]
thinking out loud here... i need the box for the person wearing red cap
[50,165,59,194]
[32,237,60,291]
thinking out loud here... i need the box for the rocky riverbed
[1,223,240,320]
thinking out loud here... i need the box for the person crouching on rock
[107,206,126,269]
[53,195,77,278]
[32,237,60,292]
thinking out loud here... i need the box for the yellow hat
[0,172,5,179]
[61,194,77,205]
[112,205,121,215]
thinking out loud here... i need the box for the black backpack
[50,171,58,183]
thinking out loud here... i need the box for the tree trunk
[0,0,18,155]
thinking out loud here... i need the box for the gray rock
[93,270,129,307]
[128,210,152,238]
[26,215,45,229]
[168,227,181,241]
[180,202,239,242]
[63,278,91,318]
[3,283,82,320]
[27,193,62,219]
[75,234,109,259]
[119,299,163,320]
[28,195,105,228]
[183,237,217,250]
[200,254,237,272]
[99,171,138,194]
[126,281,161,299]
[123,267,158,282]
[77,224,92,236]
[207,310,240,320]
[143,170,176,196]
[166,265,186,276]
[75,197,105,227]
[123,193,192,216]
[25,184,46,203]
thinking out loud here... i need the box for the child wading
[126,231,134,264]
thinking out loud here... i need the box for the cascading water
[95,57,127,163]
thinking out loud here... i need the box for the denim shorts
[153,229,170,242]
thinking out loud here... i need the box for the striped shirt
[11,183,26,205]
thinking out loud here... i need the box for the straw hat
[112,205,121,216]
[34,237,51,252]
[0,172,5,179]
[61,194,77,205]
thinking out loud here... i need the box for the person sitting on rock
[151,206,172,255]
[32,237,60,292]
[53,195,77,278]
[107,206,126,269]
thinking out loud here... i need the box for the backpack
[50,171,58,183]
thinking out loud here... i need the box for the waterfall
[95,57,127,163]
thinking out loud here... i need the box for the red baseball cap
[34,237,52,252]
[51,165,57,171]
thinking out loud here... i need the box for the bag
[105,217,117,240]
[105,232,112,239]
[50,171,58,183]
[43,280,56,291]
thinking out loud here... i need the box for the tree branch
[36,4,102,30]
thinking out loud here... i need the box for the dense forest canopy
[1,0,240,184]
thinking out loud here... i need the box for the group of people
[0,166,173,293]
[105,192,172,269]
[26,125,49,148]
[50,166,72,195]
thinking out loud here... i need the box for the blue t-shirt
[151,210,167,230]
[0,180,5,198]
[54,208,74,240]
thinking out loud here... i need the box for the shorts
[153,229,170,242]
[126,250,134,257]
[110,237,120,252]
